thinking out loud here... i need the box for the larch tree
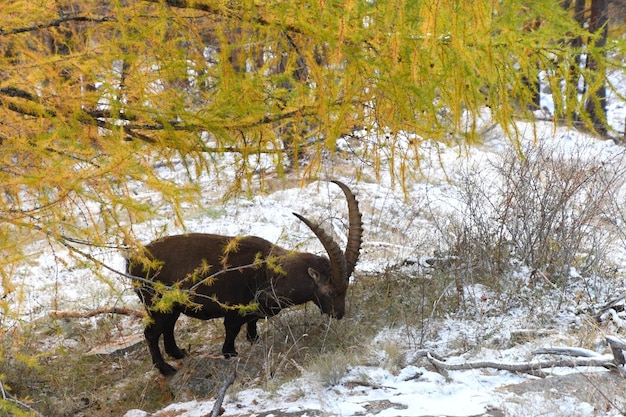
[0,0,623,412]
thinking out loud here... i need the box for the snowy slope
[7,94,626,415]
[118,121,625,417]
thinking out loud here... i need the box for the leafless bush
[442,140,626,290]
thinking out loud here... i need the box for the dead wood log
[344,380,397,390]
[594,293,626,322]
[606,335,626,366]
[534,336,626,370]
[426,353,614,374]
[411,349,445,362]
[532,347,603,358]
[49,307,145,319]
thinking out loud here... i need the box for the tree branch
[532,347,604,358]
[144,0,223,14]
[0,87,38,101]
[424,335,626,376]
[0,96,56,118]
[49,307,145,319]
[427,353,616,373]
[0,379,45,417]
[0,15,116,36]
[211,371,236,417]
[147,0,302,34]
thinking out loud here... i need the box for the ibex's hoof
[169,348,187,359]
[223,352,239,359]
[157,362,178,376]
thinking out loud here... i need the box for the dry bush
[436,140,626,300]
[495,143,623,280]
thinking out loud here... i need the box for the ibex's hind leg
[222,314,245,358]
[162,311,186,359]
[246,319,259,344]
[144,315,177,376]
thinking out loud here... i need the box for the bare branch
[145,0,223,14]
[0,379,46,417]
[344,380,397,390]
[426,353,616,373]
[210,371,236,417]
[0,15,116,36]
[0,87,38,101]
[532,347,604,358]
[49,307,145,319]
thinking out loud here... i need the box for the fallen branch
[606,336,626,366]
[211,371,236,417]
[411,349,445,362]
[344,380,396,390]
[532,347,603,358]
[426,353,615,373]
[49,307,145,319]
[421,334,626,378]
[594,293,626,322]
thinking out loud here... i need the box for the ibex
[129,181,363,375]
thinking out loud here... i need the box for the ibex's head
[292,180,363,319]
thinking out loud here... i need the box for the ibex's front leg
[144,312,178,376]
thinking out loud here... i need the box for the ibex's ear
[308,267,325,284]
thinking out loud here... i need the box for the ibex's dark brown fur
[129,181,363,375]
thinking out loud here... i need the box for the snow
[224,366,523,417]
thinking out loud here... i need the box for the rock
[86,333,144,358]
[167,356,259,400]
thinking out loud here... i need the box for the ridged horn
[331,180,363,279]
[293,212,348,289]
[293,181,363,288]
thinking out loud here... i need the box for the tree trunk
[566,0,586,122]
[522,17,542,111]
[585,0,609,135]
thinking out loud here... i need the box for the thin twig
[0,380,46,417]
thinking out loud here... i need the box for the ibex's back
[129,181,363,375]
[131,234,283,318]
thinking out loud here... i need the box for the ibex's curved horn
[331,181,363,279]
[293,212,348,289]
[293,181,363,288]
